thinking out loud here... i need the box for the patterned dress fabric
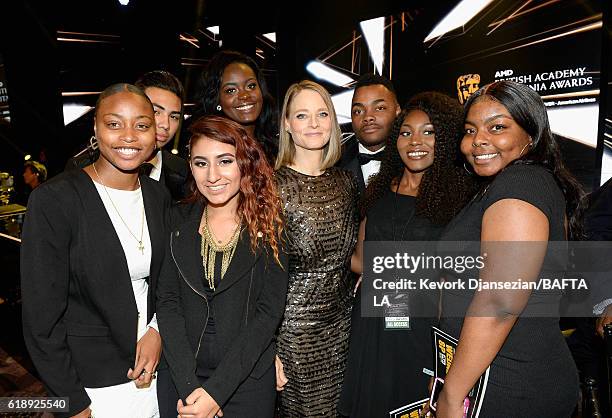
[275,166,359,417]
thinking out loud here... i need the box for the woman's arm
[129,185,170,387]
[128,328,162,387]
[20,186,91,417]
[203,249,289,408]
[437,198,549,417]
[350,217,367,275]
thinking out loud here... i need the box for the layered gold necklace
[93,163,146,254]
[200,206,241,291]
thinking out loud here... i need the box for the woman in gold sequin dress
[274,80,360,417]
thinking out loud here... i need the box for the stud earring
[216,105,222,112]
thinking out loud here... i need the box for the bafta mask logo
[457,74,481,104]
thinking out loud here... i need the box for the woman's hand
[71,406,92,418]
[127,327,161,388]
[275,355,288,391]
[177,387,222,418]
[435,390,465,418]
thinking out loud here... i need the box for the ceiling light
[263,32,276,43]
[425,0,495,42]
[63,104,94,126]
[306,61,354,87]
[360,16,385,75]
[331,89,354,124]
[118,0,129,5]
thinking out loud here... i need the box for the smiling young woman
[196,50,279,163]
[436,81,586,418]
[274,80,360,417]
[339,92,475,417]
[21,83,171,418]
[156,115,287,418]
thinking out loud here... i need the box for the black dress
[439,164,579,418]
[338,191,445,417]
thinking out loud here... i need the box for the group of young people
[20,48,600,418]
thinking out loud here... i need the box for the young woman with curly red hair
[156,115,287,418]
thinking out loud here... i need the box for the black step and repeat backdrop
[306,0,607,191]
[394,0,604,189]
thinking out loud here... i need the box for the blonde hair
[275,80,342,170]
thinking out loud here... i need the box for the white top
[92,181,157,334]
[358,143,385,186]
[148,150,163,182]
[88,181,160,417]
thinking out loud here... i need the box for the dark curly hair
[185,115,283,265]
[464,80,586,240]
[195,50,278,162]
[362,92,477,224]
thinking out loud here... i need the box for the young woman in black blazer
[21,84,170,418]
[157,115,287,418]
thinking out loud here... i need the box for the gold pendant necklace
[200,206,241,291]
[92,163,146,254]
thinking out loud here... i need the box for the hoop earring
[518,142,533,157]
[463,161,475,175]
[89,135,99,150]
[216,105,222,112]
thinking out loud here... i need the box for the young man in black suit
[337,73,400,194]
[134,71,189,201]
[337,75,399,416]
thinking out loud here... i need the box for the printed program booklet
[388,397,428,418]
[430,326,490,418]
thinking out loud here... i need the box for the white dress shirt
[358,143,385,186]
[148,150,163,181]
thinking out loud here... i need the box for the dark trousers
[198,363,276,418]
[158,363,276,418]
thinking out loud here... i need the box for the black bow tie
[358,152,384,165]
